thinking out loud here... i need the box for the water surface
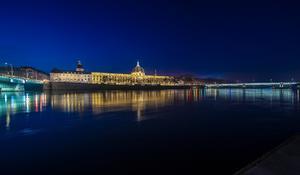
[0,89,299,174]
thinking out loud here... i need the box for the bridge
[205,82,300,89]
[0,74,44,92]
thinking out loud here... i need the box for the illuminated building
[50,60,176,85]
[50,60,91,83]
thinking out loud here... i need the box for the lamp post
[5,62,13,76]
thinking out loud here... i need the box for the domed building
[131,61,145,76]
[90,61,175,85]
[51,60,176,86]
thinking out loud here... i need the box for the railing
[0,74,44,84]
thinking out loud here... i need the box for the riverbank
[235,135,300,175]
[44,82,194,91]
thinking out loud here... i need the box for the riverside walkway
[235,135,300,175]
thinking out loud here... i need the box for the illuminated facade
[50,60,91,83]
[50,61,176,85]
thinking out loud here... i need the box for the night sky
[0,0,300,81]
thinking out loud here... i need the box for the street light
[5,62,13,76]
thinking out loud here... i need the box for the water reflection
[0,89,299,128]
[0,92,48,130]
[204,88,300,105]
[51,91,187,121]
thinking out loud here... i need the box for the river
[0,89,299,174]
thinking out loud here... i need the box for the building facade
[50,61,176,85]
[50,61,91,83]
[0,66,49,81]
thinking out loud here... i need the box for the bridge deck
[206,82,299,88]
[0,75,43,91]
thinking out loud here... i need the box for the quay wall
[44,82,194,91]
[24,83,44,91]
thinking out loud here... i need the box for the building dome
[131,61,145,76]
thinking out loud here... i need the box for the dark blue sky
[0,0,300,81]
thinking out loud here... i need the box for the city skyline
[0,1,299,174]
[0,0,300,81]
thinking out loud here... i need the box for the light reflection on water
[0,89,299,129]
[205,88,300,104]
[50,91,187,121]
[0,89,299,175]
